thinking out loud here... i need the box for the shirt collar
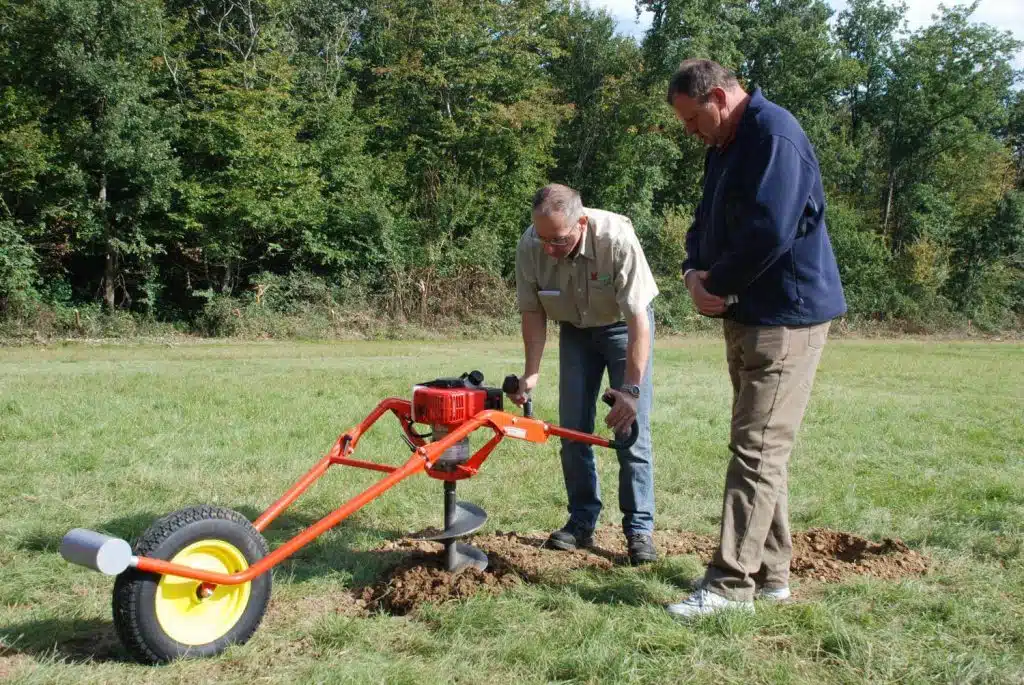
[572,214,596,262]
[719,87,762,151]
[734,88,763,139]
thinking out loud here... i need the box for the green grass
[1,336,1022,684]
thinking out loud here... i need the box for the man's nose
[543,243,557,256]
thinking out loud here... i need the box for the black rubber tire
[112,505,271,664]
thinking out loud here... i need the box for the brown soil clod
[790,527,930,583]
[353,526,929,615]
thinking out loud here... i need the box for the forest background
[1,0,1022,339]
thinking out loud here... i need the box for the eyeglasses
[537,223,580,246]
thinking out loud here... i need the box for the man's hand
[685,269,728,316]
[509,372,539,406]
[603,388,638,435]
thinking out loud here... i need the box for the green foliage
[352,0,565,277]
[0,0,1022,335]
[738,0,845,120]
[946,190,1024,328]
[823,199,897,318]
[1,0,180,312]
[0,220,38,312]
[546,2,680,239]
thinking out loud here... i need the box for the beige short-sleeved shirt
[515,208,659,327]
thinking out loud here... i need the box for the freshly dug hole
[356,526,929,615]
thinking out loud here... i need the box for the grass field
[1,336,1022,684]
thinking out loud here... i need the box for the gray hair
[532,183,583,228]
[666,59,739,105]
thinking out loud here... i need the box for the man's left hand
[603,388,638,435]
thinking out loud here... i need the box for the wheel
[112,505,272,664]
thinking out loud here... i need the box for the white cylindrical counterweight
[60,528,134,575]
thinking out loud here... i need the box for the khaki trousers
[704,319,830,601]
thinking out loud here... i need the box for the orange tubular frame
[132,398,615,585]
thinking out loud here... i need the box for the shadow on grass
[6,506,416,664]
[18,504,410,587]
[0,618,129,665]
[560,560,706,608]
[567,573,670,607]
[14,509,719,663]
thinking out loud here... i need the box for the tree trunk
[851,90,859,137]
[222,260,233,294]
[100,174,116,311]
[882,165,895,236]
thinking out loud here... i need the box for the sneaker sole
[755,594,791,602]
[665,604,755,621]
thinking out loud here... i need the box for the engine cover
[412,386,487,426]
[411,372,503,427]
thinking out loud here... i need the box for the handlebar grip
[503,374,533,418]
[601,392,640,450]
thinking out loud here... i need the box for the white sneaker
[755,586,791,601]
[665,587,755,620]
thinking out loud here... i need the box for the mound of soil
[790,528,929,582]
[355,526,929,615]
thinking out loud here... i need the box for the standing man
[664,60,847,618]
[511,183,660,565]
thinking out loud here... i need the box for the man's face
[533,211,586,259]
[671,90,726,146]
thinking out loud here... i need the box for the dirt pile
[790,527,929,582]
[355,526,929,615]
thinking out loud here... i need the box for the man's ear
[708,87,728,108]
[577,214,588,230]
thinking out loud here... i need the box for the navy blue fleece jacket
[683,88,847,326]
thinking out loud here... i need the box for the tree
[835,0,906,136]
[166,0,326,301]
[352,0,566,275]
[637,0,748,86]
[545,1,678,234]
[1009,90,1024,189]
[876,2,1020,241]
[0,86,51,310]
[737,0,845,119]
[3,0,179,312]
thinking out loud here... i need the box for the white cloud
[590,0,1023,68]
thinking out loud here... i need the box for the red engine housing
[412,386,488,427]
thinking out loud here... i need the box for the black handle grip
[501,374,519,395]
[601,392,639,450]
[502,374,533,418]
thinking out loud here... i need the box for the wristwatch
[621,384,641,399]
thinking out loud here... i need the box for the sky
[592,0,1024,69]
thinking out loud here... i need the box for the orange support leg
[134,454,427,584]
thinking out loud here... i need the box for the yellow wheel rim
[154,539,251,646]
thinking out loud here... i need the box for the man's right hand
[509,372,539,406]
[685,270,728,316]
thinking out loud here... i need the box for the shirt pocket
[537,290,576,323]
[588,283,622,323]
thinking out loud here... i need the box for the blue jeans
[558,307,655,536]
